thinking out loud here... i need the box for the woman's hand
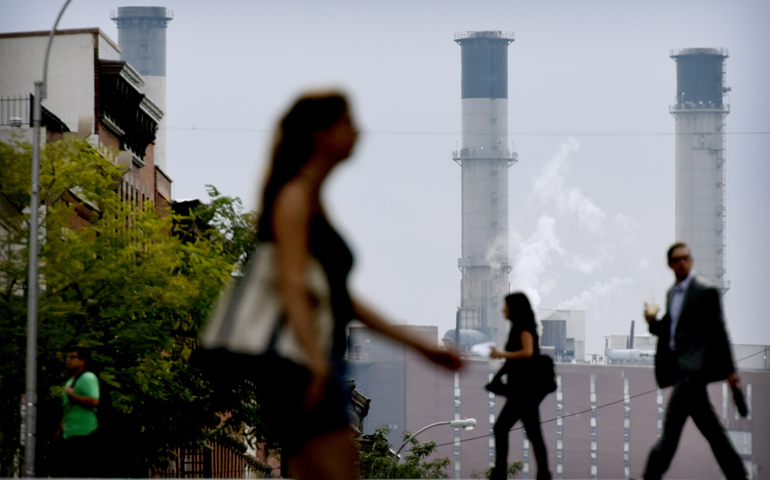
[351,297,464,372]
[490,331,534,360]
[489,347,505,359]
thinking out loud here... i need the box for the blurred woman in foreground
[489,292,551,480]
[257,90,463,480]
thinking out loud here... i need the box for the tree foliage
[358,426,451,479]
[0,137,260,476]
[186,184,258,268]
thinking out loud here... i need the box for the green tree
[0,137,261,476]
[185,184,259,267]
[358,426,451,479]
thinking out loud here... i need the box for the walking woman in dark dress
[258,90,463,480]
[489,292,551,480]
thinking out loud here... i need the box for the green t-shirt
[62,371,99,439]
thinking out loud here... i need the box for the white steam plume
[510,216,564,310]
[556,277,632,310]
[532,138,606,234]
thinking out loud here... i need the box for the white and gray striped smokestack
[112,7,173,171]
[454,31,517,348]
[670,48,730,293]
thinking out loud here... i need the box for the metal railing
[151,440,273,478]
[670,47,728,58]
[0,95,32,127]
[454,31,515,42]
[669,102,729,114]
[110,8,174,22]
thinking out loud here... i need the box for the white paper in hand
[470,341,496,358]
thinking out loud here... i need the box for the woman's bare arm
[351,297,463,371]
[272,181,330,379]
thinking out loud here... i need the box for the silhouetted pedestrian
[642,242,746,480]
[489,293,551,480]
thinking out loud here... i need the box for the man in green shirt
[55,346,100,477]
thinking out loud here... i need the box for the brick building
[0,28,171,215]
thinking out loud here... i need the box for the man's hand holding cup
[644,302,659,324]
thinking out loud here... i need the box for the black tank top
[258,211,355,358]
[504,318,540,375]
[307,213,355,358]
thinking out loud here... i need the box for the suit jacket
[648,275,735,388]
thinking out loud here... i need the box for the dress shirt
[668,271,695,350]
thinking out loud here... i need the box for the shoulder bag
[485,354,557,399]
[194,243,334,383]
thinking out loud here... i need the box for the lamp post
[386,418,476,479]
[24,1,73,476]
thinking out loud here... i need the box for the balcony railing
[0,95,32,127]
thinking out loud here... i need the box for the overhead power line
[163,126,770,136]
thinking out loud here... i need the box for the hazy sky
[3,0,769,357]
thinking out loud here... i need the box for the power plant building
[453,31,517,347]
[538,308,586,363]
[346,325,769,479]
[670,48,730,292]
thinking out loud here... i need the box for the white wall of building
[0,31,121,132]
[142,76,166,170]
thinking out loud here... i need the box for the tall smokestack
[454,31,516,348]
[112,6,173,172]
[670,48,730,293]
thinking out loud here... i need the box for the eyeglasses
[669,255,691,264]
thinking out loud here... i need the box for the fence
[0,95,32,127]
[151,439,274,478]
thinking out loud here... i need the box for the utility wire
[430,387,657,450]
[164,126,770,136]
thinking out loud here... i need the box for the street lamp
[25,1,73,477]
[386,418,476,479]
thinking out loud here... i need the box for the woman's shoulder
[273,179,319,224]
[517,320,537,336]
[275,178,315,207]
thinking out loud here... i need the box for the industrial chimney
[454,31,517,348]
[670,48,730,293]
[112,6,173,172]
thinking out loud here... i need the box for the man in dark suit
[642,242,746,480]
